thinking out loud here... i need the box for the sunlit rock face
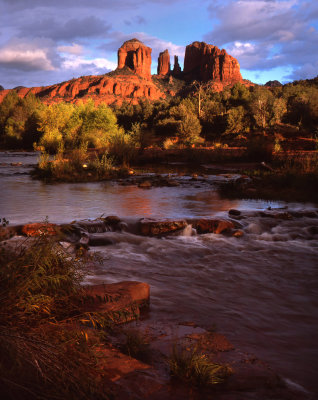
[157,49,170,76]
[183,41,243,84]
[117,38,152,80]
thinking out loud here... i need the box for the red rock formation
[0,73,165,106]
[172,55,182,76]
[157,49,170,75]
[117,38,152,80]
[183,41,242,84]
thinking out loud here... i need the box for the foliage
[35,147,118,182]
[120,328,150,361]
[1,77,318,155]
[0,92,43,148]
[169,345,231,387]
[0,231,112,400]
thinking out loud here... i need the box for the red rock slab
[194,219,235,234]
[82,281,150,323]
[140,218,187,236]
[21,222,59,237]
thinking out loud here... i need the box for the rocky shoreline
[2,210,318,398]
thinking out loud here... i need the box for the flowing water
[1,152,318,396]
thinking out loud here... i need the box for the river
[1,151,318,397]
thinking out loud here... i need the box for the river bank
[1,151,318,398]
[1,220,315,400]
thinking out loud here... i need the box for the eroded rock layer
[0,73,165,106]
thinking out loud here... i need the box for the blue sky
[0,0,317,89]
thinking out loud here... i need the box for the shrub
[169,345,231,387]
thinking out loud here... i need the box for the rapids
[1,151,318,396]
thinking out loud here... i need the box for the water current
[1,151,318,396]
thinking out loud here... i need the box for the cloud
[285,60,318,81]
[204,0,318,78]
[58,44,84,55]
[62,55,116,72]
[0,38,59,72]
[124,15,147,26]
[19,16,111,41]
[101,31,184,58]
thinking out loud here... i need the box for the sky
[0,0,317,89]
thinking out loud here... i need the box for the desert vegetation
[0,77,317,189]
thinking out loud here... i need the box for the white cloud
[62,55,116,72]
[204,0,318,79]
[58,43,84,55]
[0,38,57,71]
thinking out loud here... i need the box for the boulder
[21,222,58,237]
[82,281,150,323]
[194,218,235,234]
[229,209,241,216]
[183,41,243,83]
[117,38,152,80]
[138,180,152,188]
[157,49,170,75]
[140,218,187,236]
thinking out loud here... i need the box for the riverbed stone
[140,218,187,236]
[233,230,244,238]
[21,222,58,237]
[229,209,241,216]
[82,281,150,323]
[139,180,152,188]
[194,218,235,234]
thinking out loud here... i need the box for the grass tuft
[169,345,231,387]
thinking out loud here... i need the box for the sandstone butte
[0,39,246,106]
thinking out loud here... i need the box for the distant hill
[0,39,246,106]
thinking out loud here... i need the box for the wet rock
[82,281,150,323]
[166,180,180,187]
[308,226,318,235]
[229,209,241,216]
[75,220,107,233]
[87,233,115,246]
[140,218,187,236]
[233,230,244,238]
[21,222,58,237]
[139,180,152,188]
[60,224,82,242]
[194,219,235,234]
[0,225,22,241]
[105,215,121,225]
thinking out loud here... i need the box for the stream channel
[1,151,318,396]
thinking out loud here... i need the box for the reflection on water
[1,152,286,224]
[1,152,318,396]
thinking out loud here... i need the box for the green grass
[0,231,111,400]
[169,345,231,387]
[120,328,151,362]
[219,152,318,202]
[34,148,129,182]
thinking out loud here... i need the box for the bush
[169,345,231,387]
[0,232,110,400]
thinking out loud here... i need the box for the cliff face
[183,41,242,83]
[117,38,152,80]
[0,39,246,106]
[0,73,165,106]
[157,49,170,76]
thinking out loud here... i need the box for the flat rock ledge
[81,281,150,324]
